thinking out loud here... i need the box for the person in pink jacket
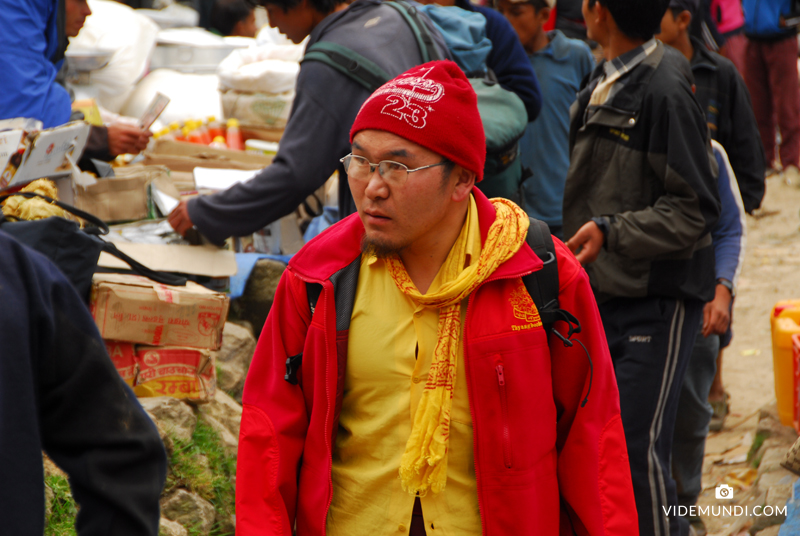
[235,60,638,535]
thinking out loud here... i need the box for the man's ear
[452,167,477,202]
[678,10,692,31]
[537,6,551,24]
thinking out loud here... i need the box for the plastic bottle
[210,136,227,149]
[174,126,188,142]
[186,124,205,144]
[196,119,212,145]
[226,118,244,151]
[207,115,225,141]
[771,301,800,427]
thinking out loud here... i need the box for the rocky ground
[696,174,800,536]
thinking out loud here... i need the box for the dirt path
[698,174,800,534]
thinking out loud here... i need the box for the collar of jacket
[577,40,666,129]
[690,36,719,72]
[287,186,544,283]
[535,30,572,62]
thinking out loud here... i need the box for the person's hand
[702,282,732,337]
[106,123,152,156]
[565,221,604,265]
[168,200,194,237]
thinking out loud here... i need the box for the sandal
[709,392,730,432]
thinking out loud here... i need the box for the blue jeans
[672,324,720,512]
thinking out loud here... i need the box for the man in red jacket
[236,60,638,535]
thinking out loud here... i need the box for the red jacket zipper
[464,270,535,535]
[495,359,513,469]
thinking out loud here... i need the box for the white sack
[69,0,160,113]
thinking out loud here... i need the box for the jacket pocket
[494,354,513,469]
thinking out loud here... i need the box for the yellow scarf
[385,197,530,496]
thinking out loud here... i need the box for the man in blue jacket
[0,230,166,535]
[0,0,72,128]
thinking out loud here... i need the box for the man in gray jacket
[563,0,720,534]
[168,0,450,244]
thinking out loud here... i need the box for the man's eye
[384,162,406,172]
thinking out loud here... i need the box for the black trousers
[599,297,703,536]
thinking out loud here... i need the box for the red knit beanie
[350,60,486,182]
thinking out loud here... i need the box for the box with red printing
[90,273,229,350]
[104,340,137,386]
[133,346,216,402]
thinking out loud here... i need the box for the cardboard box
[104,340,137,386]
[73,165,176,222]
[97,242,237,278]
[133,346,216,402]
[143,139,272,172]
[90,273,230,349]
[0,122,91,190]
[74,174,150,222]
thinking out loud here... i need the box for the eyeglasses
[339,154,447,186]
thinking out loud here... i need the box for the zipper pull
[496,364,505,386]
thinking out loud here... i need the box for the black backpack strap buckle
[285,353,303,385]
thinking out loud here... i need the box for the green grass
[165,420,237,536]
[44,475,78,536]
[748,431,768,467]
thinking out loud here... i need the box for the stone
[210,322,256,401]
[200,413,239,457]
[757,468,798,491]
[751,484,792,533]
[760,448,791,477]
[198,389,243,439]
[159,517,188,536]
[230,259,285,338]
[146,411,175,456]
[161,489,216,536]
[756,414,798,445]
[139,397,197,443]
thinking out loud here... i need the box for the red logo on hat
[371,66,444,129]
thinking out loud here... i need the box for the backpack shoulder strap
[302,41,391,93]
[384,0,443,63]
[521,217,560,334]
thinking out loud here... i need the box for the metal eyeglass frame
[339,153,447,184]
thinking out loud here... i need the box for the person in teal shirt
[497,0,594,239]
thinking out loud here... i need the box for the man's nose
[364,167,389,200]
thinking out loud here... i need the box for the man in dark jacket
[657,0,765,214]
[563,0,720,535]
[168,0,452,245]
[0,230,166,535]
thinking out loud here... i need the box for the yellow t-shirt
[326,196,482,536]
